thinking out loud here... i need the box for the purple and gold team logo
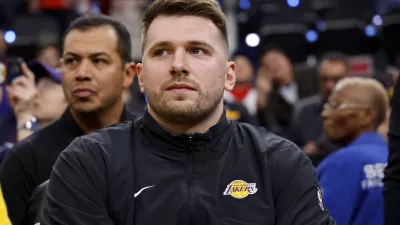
[223,180,258,199]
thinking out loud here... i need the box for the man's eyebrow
[148,40,215,51]
[148,41,172,51]
[63,52,111,58]
[63,52,80,58]
[90,52,111,58]
[186,40,214,50]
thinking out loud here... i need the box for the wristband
[17,117,39,131]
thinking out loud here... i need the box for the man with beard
[42,0,335,224]
[0,15,137,225]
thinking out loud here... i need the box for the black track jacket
[42,110,336,225]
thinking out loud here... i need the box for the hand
[256,71,273,94]
[6,63,37,124]
[303,141,319,157]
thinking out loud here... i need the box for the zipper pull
[188,133,193,143]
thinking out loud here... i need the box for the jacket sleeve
[41,136,113,225]
[317,157,361,225]
[384,75,400,225]
[0,147,35,225]
[269,141,336,225]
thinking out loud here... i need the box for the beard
[146,84,224,125]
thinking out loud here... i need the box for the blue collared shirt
[317,132,388,225]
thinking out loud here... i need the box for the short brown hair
[141,0,228,53]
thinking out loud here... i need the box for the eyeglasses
[324,102,370,110]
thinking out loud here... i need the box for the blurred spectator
[0,31,16,146]
[318,77,389,225]
[30,61,66,125]
[256,48,315,138]
[9,0,61,61]
[290,52,350,165]
[40,0,81,33]
[5,61,66,142]
[123,75,147,117]
[27,0,40,14]
[35,44,60,68]
[224,47,258,115]
[224,100,258,125]
[0,30,6,61]
[0,14,137,225]
[5,63,38,142]
[0,85,16,146]
[0,31,15,146]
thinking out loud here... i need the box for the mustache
[161,78,199,90]
[71,82,98,92]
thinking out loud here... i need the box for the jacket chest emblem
[223,180,258,199]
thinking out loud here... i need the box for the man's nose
[321,108,330,119]
[170,49,188,76]
[76,60,93,80]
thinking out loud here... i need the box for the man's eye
[94,59,107,64]
[191,48,205,55]
[65,58,78,65]
[155,50,168,56]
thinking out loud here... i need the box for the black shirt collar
[59,106,135,136]
[140,108,234,151]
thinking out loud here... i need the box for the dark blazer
[257,75,315,138]
[21,180,48,225]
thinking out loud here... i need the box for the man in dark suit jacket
[256,48,317,138]
[290,52,350,165]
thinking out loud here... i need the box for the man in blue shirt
[318,77,389,225]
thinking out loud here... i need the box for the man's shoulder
[56,119,138,171]
[235,123,302,158]
[318,146,367,171]
[337,143,387,164]
[72,119,137,154]
[10,120,63,157]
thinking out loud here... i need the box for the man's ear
[224,61,236,91]
[136,63,145,93]
[123,62,136,89]
[358,109,377,128]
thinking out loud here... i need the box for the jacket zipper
[188,133,195,224]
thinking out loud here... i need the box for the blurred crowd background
[0,0,399,224]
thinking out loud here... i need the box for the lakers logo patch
[223,180,258,199]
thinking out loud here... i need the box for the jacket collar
[59,106,134,136]
[140,108,234,152]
